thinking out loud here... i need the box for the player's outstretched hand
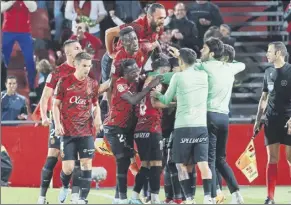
[55,123,65,136]
[42,117,51,127]
[148,75,163,88]
[287,118,291,135]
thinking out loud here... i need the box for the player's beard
[150,21,160,33]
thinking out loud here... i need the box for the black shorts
[172,127,209,165]
[134,132,163,161]
[104,126,135,159]
[264,116,291,146]
[48,121,60,149]
[60,136,95,161]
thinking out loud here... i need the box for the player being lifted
[53,52,102,204]
[129,58,173,204]
[254,42,291,204]
[151,48,213,204]
[197,38,245,204]
[103,59,162,204]
[37,39,82,204]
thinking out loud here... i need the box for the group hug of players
[35,3,291,205]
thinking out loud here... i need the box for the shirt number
[117,134,125,143]
[50,128,55,138]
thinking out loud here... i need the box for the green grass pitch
[1,186,290,204]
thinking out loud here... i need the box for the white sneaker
[112,198,119,204]
[203,196,213,204]
[183,199,196,204]
[58,187,70,203]
[118,199,129,204]
[71,193,79,204]
[37,196,47,204]
[230,192,244,204]
[77,199,88,204]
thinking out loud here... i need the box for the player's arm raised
[52,80,65,136]
[121,76,162,105]
[105,26,120,58]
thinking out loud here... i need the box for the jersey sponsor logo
[267,82,274,92]
[281,80,288,86]
[134,132,150,139]
[180,137,207,144]
[69,96,87,105]
[117,84,126,93]
[46,74,52,83]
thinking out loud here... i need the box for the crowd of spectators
[1,0,232,122]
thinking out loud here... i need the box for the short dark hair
[120,58,137,76]
[221,24,231,33]
[268,41,288,57]
[179,48,197,65]
[74,52,92,63]
[151,57,171,71]
[205,37,224,60]
[6,75,17,83]
[222,44,235,63]
[147,3,165,15]
[204,27,222,42]
[119,26,135,38]
[63,39,79,48]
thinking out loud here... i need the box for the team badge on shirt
[281,80,287,86]
[117,84,126,92]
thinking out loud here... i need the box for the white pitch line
[89,192,114,200]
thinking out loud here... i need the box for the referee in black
[254,41,291,204]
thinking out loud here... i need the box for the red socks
[266,163,278,200]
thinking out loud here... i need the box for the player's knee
[197,161,212,179]
[47,148,60,157]
[176,163,189,181]
[62,161,75,175]
[149,160,162,167]
[80,159,92,170]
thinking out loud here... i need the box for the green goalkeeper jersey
[157,65,208,128]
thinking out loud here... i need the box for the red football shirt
[111,46,147,78]
[46,63,76,90]
[104,77,136,128]
[54,74,99,137]
[114,16,163,52]
[135,82,162,133]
